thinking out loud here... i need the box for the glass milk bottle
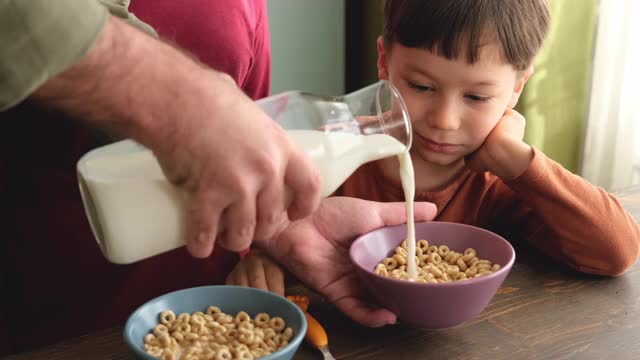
[77,81,412,264]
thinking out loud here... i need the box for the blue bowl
[124,285,307,359]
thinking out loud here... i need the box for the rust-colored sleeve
[502,148,640,276]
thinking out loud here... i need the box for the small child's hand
[226,250,285,296]
[465,108,533,180]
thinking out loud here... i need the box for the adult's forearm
[32,15,237,151]
[32,15,324,258]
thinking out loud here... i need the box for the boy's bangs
[384,0,493,65]
[384,0,550,70]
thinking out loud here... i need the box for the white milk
[398,153,417,280]
[77,130,406,264]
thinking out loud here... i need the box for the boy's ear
[377,36,390,80]
[509,66,534,108]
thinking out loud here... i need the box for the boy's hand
[257,197,438,327]
[226,250,285,296]
[465,108,534,180]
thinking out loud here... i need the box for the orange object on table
[287,295,335,359]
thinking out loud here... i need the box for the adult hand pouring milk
[77,81,412,264]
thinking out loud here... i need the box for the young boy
[229,0,640,294]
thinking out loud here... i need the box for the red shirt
[0,0,270,355]
[129,0,271,100]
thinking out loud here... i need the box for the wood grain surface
[7,186,640,360]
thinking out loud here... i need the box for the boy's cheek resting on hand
[465,108,534,180]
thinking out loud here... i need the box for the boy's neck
[378,155,466,193]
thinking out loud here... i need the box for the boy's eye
[408,82,433,92]
[465,94,490,102]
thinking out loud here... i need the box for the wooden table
[8,186,640,360]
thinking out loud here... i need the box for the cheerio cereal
[143,306,294,360]
[374,239,501,283]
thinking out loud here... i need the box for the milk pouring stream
[77,81,415,264]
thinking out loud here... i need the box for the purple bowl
[350,221,515,329]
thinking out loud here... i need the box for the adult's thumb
[413,202,438,222]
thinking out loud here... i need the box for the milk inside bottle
[77,81,413,264]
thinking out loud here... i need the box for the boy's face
[377,37,531,169]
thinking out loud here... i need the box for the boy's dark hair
[383,0,550,70]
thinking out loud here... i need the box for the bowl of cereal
[350,221,515,329]
[124,285,307,360]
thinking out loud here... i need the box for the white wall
[267,0,345,96]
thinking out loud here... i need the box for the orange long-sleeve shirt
[337,148,640,276]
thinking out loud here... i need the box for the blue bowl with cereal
[124,285,307,360]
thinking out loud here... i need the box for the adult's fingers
[283,148,322,221]
[413,202,438,222]
[373,201,438,226]
[254,178,287,241]
[185,189,227,258]
[218,195,257,252]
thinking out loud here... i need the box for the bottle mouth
[375,81,412,152]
